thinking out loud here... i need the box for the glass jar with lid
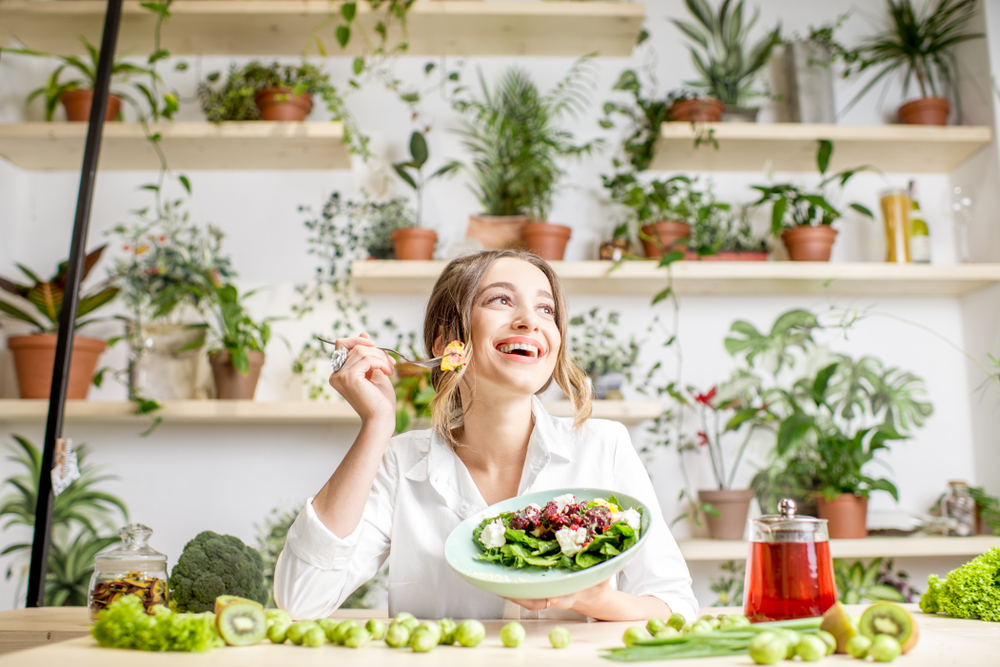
[944,480,976,536]
[743,499,837,622]
[88,523,168,621]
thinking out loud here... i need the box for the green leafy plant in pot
[391,131,459,260]
[568,309,639,400]
[11,37,168,122]
[751,140,874,261]
[455,61,599,257]
[834,0,982,125]
[192,282,278,400]
[0,246,118,399]
[726,309,933,538]
[688,205,769,260]
[198,60,338,122]
[671,0,782,121]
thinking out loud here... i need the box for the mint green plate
[444,487,652,600]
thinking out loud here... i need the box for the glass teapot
[88,524,168,621]
[743,499,837,622]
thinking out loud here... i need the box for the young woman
[274,250,697,621]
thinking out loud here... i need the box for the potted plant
[195,282,277,400]
[568,309,639,400]
[107,192,233,401]
[667,88,725,122]
[689,205,769,260]
[671,0,782,121]
[600,69,672,174]
[455,62,598,255]
[725,309,934,539]
[15,37,160,122]
[751,140,874,261]
[0,246,118,399]
[835,0,982,125]
[688,380,770,540]
[198,61,340,122]
[391,131,459,260]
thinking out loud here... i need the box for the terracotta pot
[668,98,724,122]
[209,350,265,400]
[780,226,837,262]
[640,221,691,258]
[60,90,122,122]
[254,87,313,121]
[391,228,437,260]
[698,488,756,540]
[522,222,571,260]
[817,493,868,539]
[466,214,530,250]
[898,97,950,126]
[7,334,106,399]
[686,250,769,261]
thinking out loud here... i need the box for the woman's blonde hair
[424,250,592,446]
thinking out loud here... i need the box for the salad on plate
[473,493,642,571]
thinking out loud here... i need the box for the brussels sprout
[501,622,526,648]
[267,619,292,644]
[438,618,457,644]
[455,619,486,647]
[654,627,680,640]
[847,634,872,659]
[411,628,437,653]
[344,627,371,648]
[622,626,648,647]
[303,626,326,647]
[748,631,788,665]
[285,621,313,646]
[385,622,411,648]
[332,619,360,645]
[815,630,837,656]
[646,618,666,635]
[549,626,571,649]
[365,619,386,641]
[666,613,687,631]
[869,635,901,663]
[795,635,827,662]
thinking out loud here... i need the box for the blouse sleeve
[273,445,397,620]
[610,422,700,621]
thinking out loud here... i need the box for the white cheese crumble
[479,519,507,549]
[611,508,641,529]
[555,527,589,557]
[526,503,541,511]
[553,493,576,513]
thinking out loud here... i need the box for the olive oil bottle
[908,180,931,263]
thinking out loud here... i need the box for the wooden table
[2,605,998,665]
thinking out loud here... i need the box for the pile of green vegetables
[606,602,918,664]
[920,547,1000,622]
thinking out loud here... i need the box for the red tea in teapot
[743,540,837,622]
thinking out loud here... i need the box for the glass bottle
[908,181,931,264]
[880,188,912,263]
[88,524,168,621]
[944,481,976,537]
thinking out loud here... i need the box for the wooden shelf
[0,399,661,425]
[652,122,993,173]
[0,122,349,171]
[679,536,1000,561]
[352,260,1000,297]
[0,1,645,57]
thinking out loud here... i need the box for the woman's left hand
[505,577,612,614]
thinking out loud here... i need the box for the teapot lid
[751,499,829,543]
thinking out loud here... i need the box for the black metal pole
[26,0,124,608]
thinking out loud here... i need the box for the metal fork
[316,336,445,369]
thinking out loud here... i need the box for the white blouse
[274,396,699,621]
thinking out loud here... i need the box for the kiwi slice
[819,602,857,653]
[858,602,919,654]
[215,598,268,646]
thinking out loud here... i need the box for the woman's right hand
[328,333,397,430]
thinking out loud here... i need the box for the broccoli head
[919,547,1000,622]
[168,531,268,612]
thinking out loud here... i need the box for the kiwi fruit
[820,602,858,653]
[215,597,267,646]
[859,602,919,654]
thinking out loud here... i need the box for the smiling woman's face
[464,257,561,398]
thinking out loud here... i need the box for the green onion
[602,617,824,662]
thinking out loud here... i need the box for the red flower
[696,431,709,447]
[695,387,716,406]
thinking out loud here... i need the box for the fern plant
[1,435,128,606]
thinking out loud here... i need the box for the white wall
[1,0,997,611]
